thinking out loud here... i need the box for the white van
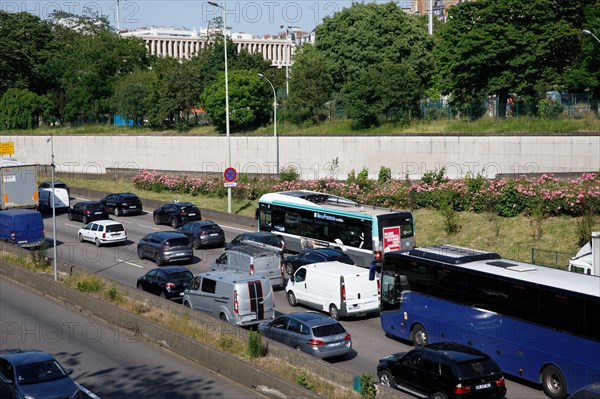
[183,271,275,326]
[38,187,70,213]
[285,261,380,320]
[212,245,285,289]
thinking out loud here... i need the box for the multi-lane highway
[0,277,262,398]
[35,196,547,399]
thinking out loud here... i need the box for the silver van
[182,271,275,326]
[211,245,285,289]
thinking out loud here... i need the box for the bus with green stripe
[256,190,416,267]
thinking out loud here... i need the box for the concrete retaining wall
[8,134,600,179]
[0,244,407,399]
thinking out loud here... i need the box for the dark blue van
[0,209,45,247]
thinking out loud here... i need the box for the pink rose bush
[132,170,600,217]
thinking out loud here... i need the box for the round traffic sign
[224,167,237,182]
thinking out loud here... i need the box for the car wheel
[95,238,101,247]
[68,212,73,221]
[287,291,297,307]
[171,218,179,228]
[192,238,201,250]
[155,254,163,266]
[410,323,428,347]
[137,283,143,290]
[183,301,191,308]
[78,233,84,243]
[329,304,340,320]
[541,365,567,399]
[430,391,448,399]
[137,247,144,260]
[153,214,160,225]
[294,345,302,351]
[159,291,166,299]
[115,207,121,216]
[378,370,396,389]
[82,216,88,224]
[220,313,228,322]
[284,261,295,276]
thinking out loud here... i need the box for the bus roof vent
[408,245,501,264]
[487,260,518,268]
[507,265,538,272]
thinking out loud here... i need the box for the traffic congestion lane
[0,277,262,399]
[42,198,548,399]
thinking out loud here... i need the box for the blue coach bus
[380,244,600,399]
[256,190,415,267]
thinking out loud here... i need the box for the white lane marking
[65,223,82,229]
[117,259,143,268]
[113,218,132,224]
[77,383,101,399]
[139,224,160,230]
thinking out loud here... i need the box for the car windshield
[165,238,190,247]
[105,224,124,233]
[312,323,346,337]
[455,358,500,378]
[170,271,193,282]
[16,361,67,384]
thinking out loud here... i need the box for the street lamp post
[583,29,600,45]
[46,134,58,281]
[208,1,232,213]
[280,25,291,96]
[258,73,278,174]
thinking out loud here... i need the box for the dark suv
[101,193,143,216]
[153,202,201,228]
[377,342,507,399]
[67,201,109,223]
[137,232,193,266]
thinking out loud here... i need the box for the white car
[78,220,127,247]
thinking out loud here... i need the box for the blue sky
[1,0,395,35]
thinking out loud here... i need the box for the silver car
[257,312,352,359]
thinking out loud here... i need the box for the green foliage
[576,209,597,247]
[0,88,53,129]
[30,241,50,270]
[356,167,371,189]
[359,373,377,399]
[246,330,267,359]
[280,165,299,181]
[218,334,235,351]
[111,69,155,125]
[497,180,523,217]
[105,285,121,301]
[378,166,392,183]
[435,189,462,235]
[421,168,447,185]
[537,98,564,119]
[296,372,314,390]
[76,275,104,293]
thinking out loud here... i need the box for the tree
[0,88,53,130]
[202,70,271,132]
[111,69,155,125]
[0,12,54,97]
[287,44,334,123]
[436,0,586,116]
[315,2,434,126]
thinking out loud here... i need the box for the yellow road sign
[0,142,14,155]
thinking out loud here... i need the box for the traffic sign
[224,167,237,182]
[224,182,238,188]
[0,142,14,155]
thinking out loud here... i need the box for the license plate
[112,233,121,236]
[328,341,342,347]
[129,205,137,208]
[240,314,257,321]
[179,292,184,296]
[188,213,196,216]
[475,383,491,390]
[94,212,102,214]
[210,233,219,236]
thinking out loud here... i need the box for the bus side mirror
[255,208,259,220]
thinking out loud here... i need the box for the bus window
[259,208,271,230]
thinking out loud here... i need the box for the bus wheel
[410,324,428,347]
[541,365,567,399]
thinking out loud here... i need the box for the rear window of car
[455,358,500,378]
[260,236,281,247]
[312,323,346,337]
[165,238,191,247]
[122,194,139,201]
[88,203,104,210]
[204,224,221,231]
[169,271,193,282]
[105,224,124,233]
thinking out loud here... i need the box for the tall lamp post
[46,135,58,281]
[583,29,600,45]
[208,1,232,213]
[280,25,292,96]
[258,73,278,174]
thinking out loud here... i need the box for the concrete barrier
[0,245,408,399]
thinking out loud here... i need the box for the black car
[377,342,507,399]
[100,193,143,216]
[283,248,355,275]
[153,202,201,228]
[0,350,80,399]
[67,201,109,223]
[176,221,225,249]
[136,266,194,300]
[137,231,194,266]
[38,180,70,197]
[225,232,285,252]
